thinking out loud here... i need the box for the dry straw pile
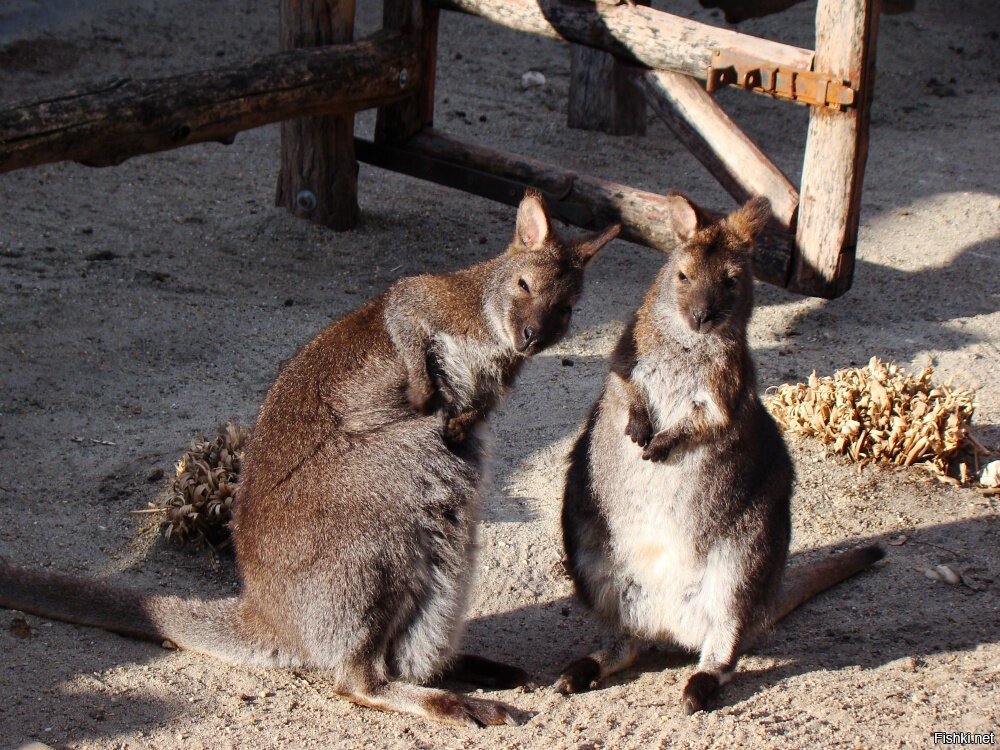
[151,422,252,547]
[766,357,977,481]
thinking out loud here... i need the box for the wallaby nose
[522,325,538,344]
[691,309,708,325]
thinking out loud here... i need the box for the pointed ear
[671,195,701,242]
[514,188,550,251]
[574,222,621,267]
[723,196,772,245]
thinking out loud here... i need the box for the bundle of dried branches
[147,422,252,548]
[766,357,977,480]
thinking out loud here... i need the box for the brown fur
[557,196,883,715]
[0,190,619,728]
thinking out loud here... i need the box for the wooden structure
[0,0,880,298]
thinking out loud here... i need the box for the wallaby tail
[772,545,885,624]
[0,562,254,663]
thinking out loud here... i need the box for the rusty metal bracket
[706,49,856,110]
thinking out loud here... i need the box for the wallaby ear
[574,222,621,267]
[723,196,772,245]
[671,195,701,242]
[514,188,550,251]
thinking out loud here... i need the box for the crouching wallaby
[0,190,619,728]
[555,196,883,714]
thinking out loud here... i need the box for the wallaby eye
[678,271,689,283]
[725,275,740,288]
[518,278,531,294]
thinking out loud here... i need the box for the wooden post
[635,70,799,230]
[567,0,649,136]
[790,0,879,297]
[276,0,359,231]
[376,0,438,145]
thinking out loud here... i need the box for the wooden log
[276,0,359,231]
[0,33,419,176]
[567,0,649,136]
[635,70,799,229]
[432,0,813,80]
[355,129,792,286]
[376,0,439,145]
[790,0,880,298]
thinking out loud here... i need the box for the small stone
[521,71,546,89]
[9,617,32,639]
[146,468,164,482]
[561,358,574,367]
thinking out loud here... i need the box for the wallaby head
[657,196,771,336]
[491,189,620,355]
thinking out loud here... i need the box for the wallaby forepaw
[553,657,601,695]
[682,672,720,715]
[642,432,679,462]
[407,379,435,415]
[625,407,653,447]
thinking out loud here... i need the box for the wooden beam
[432,0,813,80]
[355,129,792,286]
[376,0,439,145]
[0,32,419,175]
[567,0,649,136]
[790,0,880,298]
[276,0,359,231]
[635,70,799,230]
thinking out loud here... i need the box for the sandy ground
[1,1,998,748]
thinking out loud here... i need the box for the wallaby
[0,189,619,728]
[555,196,883,714]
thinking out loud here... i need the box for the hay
[766,357,977,480]
[151,422,252,548]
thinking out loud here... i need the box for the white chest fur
[632,348,723,432]
[433,333,510,409]
[588,372,740,651]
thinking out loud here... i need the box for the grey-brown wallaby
[555,195,883,714]
[0,189,619,728]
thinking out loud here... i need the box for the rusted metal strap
[706,49,856,110]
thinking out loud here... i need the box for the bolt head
[295,190,317,212]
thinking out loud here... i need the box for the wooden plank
[567,0,649,136]
[356,129,792,286]
[376,0,439,145]
[432,0,813,80]
[276,0,359,230]
[790,0,880,298]
[635,69,799,230]
[0,33,420,175]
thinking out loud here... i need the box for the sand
[1,1,997,748]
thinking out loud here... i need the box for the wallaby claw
[642,431,679,462]
[443,410,479,447]
[625,406,653,447]
[681,671,720,715]
[553,657,601,694]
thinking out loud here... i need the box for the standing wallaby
[0,190,619,728]
[555,196,883,714]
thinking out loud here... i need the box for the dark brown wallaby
[555,195,883,714]
[0,190,620,728]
